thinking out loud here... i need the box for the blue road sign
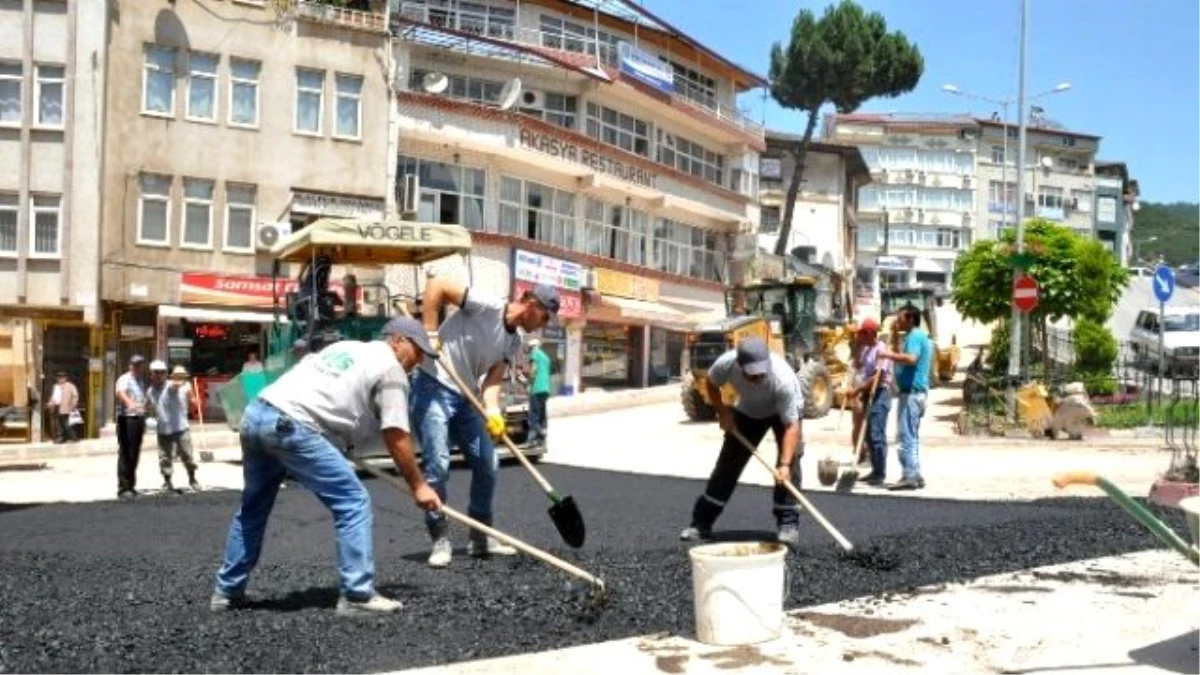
[1153,265,1176,303]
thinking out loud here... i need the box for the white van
[1129,307,1200,376]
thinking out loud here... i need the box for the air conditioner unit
[520,89,546,109]
[401,174,420,216]
[256,221,292,250]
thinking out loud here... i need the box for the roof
[271,218,473,265]
[763,131,871,182]
[830,112,978,130]
[975,117,1101,140]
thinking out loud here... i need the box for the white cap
[529,338,541,348]
[149,359,167,371]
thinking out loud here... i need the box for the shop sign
[594,268,659,302]
[875,256,911,271]
[518,127,658,189]
[180,272,355,310]
[617,41,675,94]
[120,325,154,339]
[291,191,385,219]
[513,249,584,291]
[513,280,582,320]
[541,326,566,341]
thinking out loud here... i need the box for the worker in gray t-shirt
[680,337,806,549]
[211,317,441,618]
[413,278,560,569]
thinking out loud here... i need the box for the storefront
[509,248,585,396]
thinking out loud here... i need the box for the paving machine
[879,285,960,384]
[214,216,541,459]
[681,252,852,422]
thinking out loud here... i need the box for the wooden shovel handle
[731,429,854,552]
[852,369,882,462]
[1052,471,1099,489]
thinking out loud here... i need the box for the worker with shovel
[680,337,805,548]
[847,318,893,487]
[210,317,442,617]
[413,279,560,568]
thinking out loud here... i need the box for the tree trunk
[773,109,820,257]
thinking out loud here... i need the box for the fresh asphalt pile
[0,464,1185,674]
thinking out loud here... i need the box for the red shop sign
[179,272,359,310]
[512,280,582,320]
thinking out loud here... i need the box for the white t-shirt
[150,381,191,435]
[260,340,410,450]
[115,372,147,417]
[707,351,802,424]
[419,288,522,397]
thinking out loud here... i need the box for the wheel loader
[879,285,961,384]
[680,262,853,422]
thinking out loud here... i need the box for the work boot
[188,470,201,492]
[777,523,801,550]
[161,476,174,493]
[468,532,517,558]
[336,593,402,617]
[209,590,248,612]
[679,525,713,542]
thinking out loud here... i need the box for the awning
[159,305,285,324]
[599,296,692,327]
[911,257,947,274]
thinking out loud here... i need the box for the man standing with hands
[680,337,805,548]
[880,305,932,491]
[412,279,560,568]
[47,371,79,443]
[150,365,202,493]
[115,355,149,500]
[526,338,552,447]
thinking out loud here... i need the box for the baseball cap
[736,338,771,376]
[858,317,880,333]
[129,355,145,365]
[528,338,541,348]
[379,316,438,356]
[149,359,167,372]
[529,283,560,317]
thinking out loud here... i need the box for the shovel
[437,357,586,549]
[730,428,854,552]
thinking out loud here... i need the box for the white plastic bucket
[689,541,787,646]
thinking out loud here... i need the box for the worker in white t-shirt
[211,317,441,617]
[413,279,560,569]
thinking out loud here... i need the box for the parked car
[1129,307,1200,376]
[1128,266,1155,278]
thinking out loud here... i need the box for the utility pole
[1007,0,1030,418]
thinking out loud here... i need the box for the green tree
[1132,201,1200,266]
[768,0,923,256]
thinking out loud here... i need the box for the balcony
[296,1,388,33]
[390,4,763,138]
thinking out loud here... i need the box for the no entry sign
[1013,274,1039,313]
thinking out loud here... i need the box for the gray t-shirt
[419,288,521,397]
[261,340,410,449]
[707,351,802,423]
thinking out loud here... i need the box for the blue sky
[645,0,1200,203]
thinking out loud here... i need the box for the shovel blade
[548,494,586,548]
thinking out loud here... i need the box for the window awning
[599,295,692,328]
[158,305,286,324]
[911,257,947,274]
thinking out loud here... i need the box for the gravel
[0,465,1184,673]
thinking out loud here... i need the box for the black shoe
[679,525,713,542]
[118,490,136,501]
[865,476,886,487]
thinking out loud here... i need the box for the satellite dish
[421,71,449,94]
[498,77,522,111]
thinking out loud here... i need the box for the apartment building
[756,131,871,308]
[825,113,978,295]
[99,0,392,425]
[0,0,106,442]
[1094,160,1139,266]
[386,0,764,392]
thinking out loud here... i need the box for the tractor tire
[681,373,716,422]
[798,361,834,420]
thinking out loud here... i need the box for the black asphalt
[0,463,1184,673]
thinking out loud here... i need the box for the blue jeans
[897,392,927,481]
[410,370,498,535]
[866,388,893,481]
[528,392,549,442]
[214,399,375,600]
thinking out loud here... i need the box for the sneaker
[209,590,247,612]
[427,537,452,568]
[161,480,175,493]
[189,479,202,492]
[887,477,926,491]
[679,525,713,542]
[118,490,136,501]
[468,536,518,558]
[335,593,403,617]
[865,476,886,487]
[777,524,801,549]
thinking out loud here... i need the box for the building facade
[756,133,870,279]
[1094,161,1139,266]
[385,0,764,392]
[0,0,106,442]
[825,113,978,296]
[98,0,392,425]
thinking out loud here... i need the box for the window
[182,179,214,249]
[499,176,574,249]
[1071,189,1092,213]
[295,68,324,134]
[760,206,780,234]
[936,228,962,249]
[229,58,261,127]
[990,145,1006,164]
[35,65,64,127]
[539,15,622,66]
[0,62,20,125]
[0,193,16,254]
[410,0,515,39]
[856,225,883,249]
[410,68,501,105]
[657,130,723,184]
[143,46,176,115]
[184,52,218,121]
[1037,186,1065,209]
[585,102,650,157]
[138,173,171,245]
[520,91,577,130]
[334,74,363,139]
[1058,157,1079,170]
[1061,136,1076,147]
[30,194,60,257]
[224,184,256,252]
[989,219,1007,239]
[583,199,647,264]
[666,60,717,110]
[988,180,1016,211]
[653,218,724,281]
[397,156,486,230]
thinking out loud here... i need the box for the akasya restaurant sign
[519,127,658,189]
[180,272,356,309]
